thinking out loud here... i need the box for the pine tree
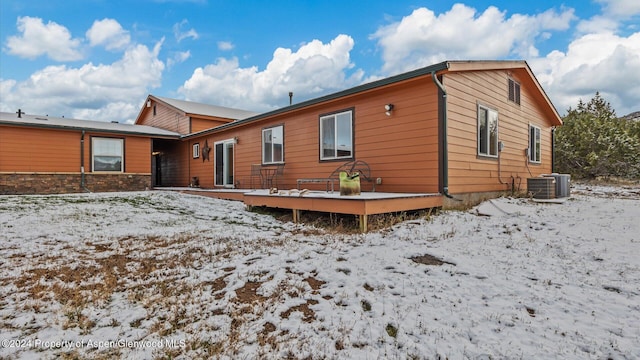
[555,93,640,179]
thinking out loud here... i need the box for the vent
[527,177,556,199]
[542,173,571,198]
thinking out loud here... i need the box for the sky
[1,0,639,123]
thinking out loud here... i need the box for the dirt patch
[281,299,318,323]
[235,281,265,304]
[206,273,231,300]
[410,254,455,266]
[304,277,326,292]
[258,321,278,348]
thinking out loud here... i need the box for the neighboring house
[167,60,561,207]
[0,112,180,194]
[1,60,562,210]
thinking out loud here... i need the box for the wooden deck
[156,187,443,232]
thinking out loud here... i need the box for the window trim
[508,78,521,105]
[262,125,284,165]
[192,143,200,159]
[477,103,499,158]
[91,137,124,172]
[529,124,542,164]
[319,108,354,161]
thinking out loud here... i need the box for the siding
[185,77,441,193]
[190,118,230,133]
[1,126,80,172]
[124,137,151,173]
[444,69,554,194]
[0,126,151,174]
[137,101,190,134]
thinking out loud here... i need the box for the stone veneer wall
[0,173,151,195]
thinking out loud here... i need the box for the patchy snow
[0,188,639,359]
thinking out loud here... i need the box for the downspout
[431,71,456,199]
[551,126,556,172]
[80,131,91,192]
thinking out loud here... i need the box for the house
[156,60,561,208]
[133,95,258,188]
[2,60,562,222]
[0,111,180,194]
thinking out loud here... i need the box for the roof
[184,60,562,139]
[150,95,259,121]
[0,112,181,138]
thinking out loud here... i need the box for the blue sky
[1,0,639,123]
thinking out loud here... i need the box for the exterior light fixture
[385,104,394,116]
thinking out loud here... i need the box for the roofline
[0,119,181,139]
[183,61,451,139]
[522,62,563,125]
[134,95,187,125]
[135,95,255,125]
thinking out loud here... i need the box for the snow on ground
[0,188,639,359]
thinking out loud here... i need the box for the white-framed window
[193,143,200,159]
[508,78,521,105]
[477,104,499,158]
[529,124,541,163]
[92,137,124,172]
[320,109,353,161]
[262,125,284,164]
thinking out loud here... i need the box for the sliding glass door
[214,139,235,187]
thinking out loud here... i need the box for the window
[508,78,521,105]
[477,105,499,157]
[529,125,541,163]
[193,143,200,159]
[262,125,284,164]
[92,137,123,172]
[320,110,353,160]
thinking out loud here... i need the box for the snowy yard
[1,185,639,359]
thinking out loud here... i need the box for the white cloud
[167,50,191,68]
[217,41,234,51]
[86,18,131,51]
[0,40,165,123]
[5,16,83,61]
[596,0,640,17]
[530,31,640,115]
[173,19,198,42]
[371,4,575,74]
[178,34,363,111]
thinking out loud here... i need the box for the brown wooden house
[2,60,562,226]
[152,60,561,208]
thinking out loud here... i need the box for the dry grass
[251,205,439,233]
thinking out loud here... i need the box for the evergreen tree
[555,93,640,179]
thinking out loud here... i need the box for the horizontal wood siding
[190,118,229,133]
[0,126,151,174]
[187,77,440,193]
[124,137,151,173]
[0,126,80,172]
[445,70,555,194]
[137,101,190,134]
